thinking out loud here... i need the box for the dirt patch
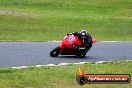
[0,10,39,17]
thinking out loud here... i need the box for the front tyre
[50,47,60,57]
[76,50,86,58]
[76,54,85,58]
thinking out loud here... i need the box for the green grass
[0,61,132,88]
[0,0,132,41]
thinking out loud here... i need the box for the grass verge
[0,0,132,41]
[0,61,132,88]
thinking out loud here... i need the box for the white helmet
[80,30,88,39]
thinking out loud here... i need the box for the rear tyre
[50,47,60,57]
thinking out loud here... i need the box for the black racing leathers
[81,36,92,56]
[67,32,92,56]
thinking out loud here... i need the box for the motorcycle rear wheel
[50,47,60,57]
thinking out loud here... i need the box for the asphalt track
[0,42,132,67]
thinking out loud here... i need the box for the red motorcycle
[50,34,96,57]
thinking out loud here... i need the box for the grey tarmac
[0,42,132,67]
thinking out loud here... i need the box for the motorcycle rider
[67,30,92,57]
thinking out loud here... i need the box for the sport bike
[50,34,96,57]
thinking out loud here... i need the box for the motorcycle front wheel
[50,47,60,57]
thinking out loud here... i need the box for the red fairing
[59,34,82,49]
[92,37,96,44]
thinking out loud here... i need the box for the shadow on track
[57,55,98,60]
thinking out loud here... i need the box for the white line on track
[11,60,132,69]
